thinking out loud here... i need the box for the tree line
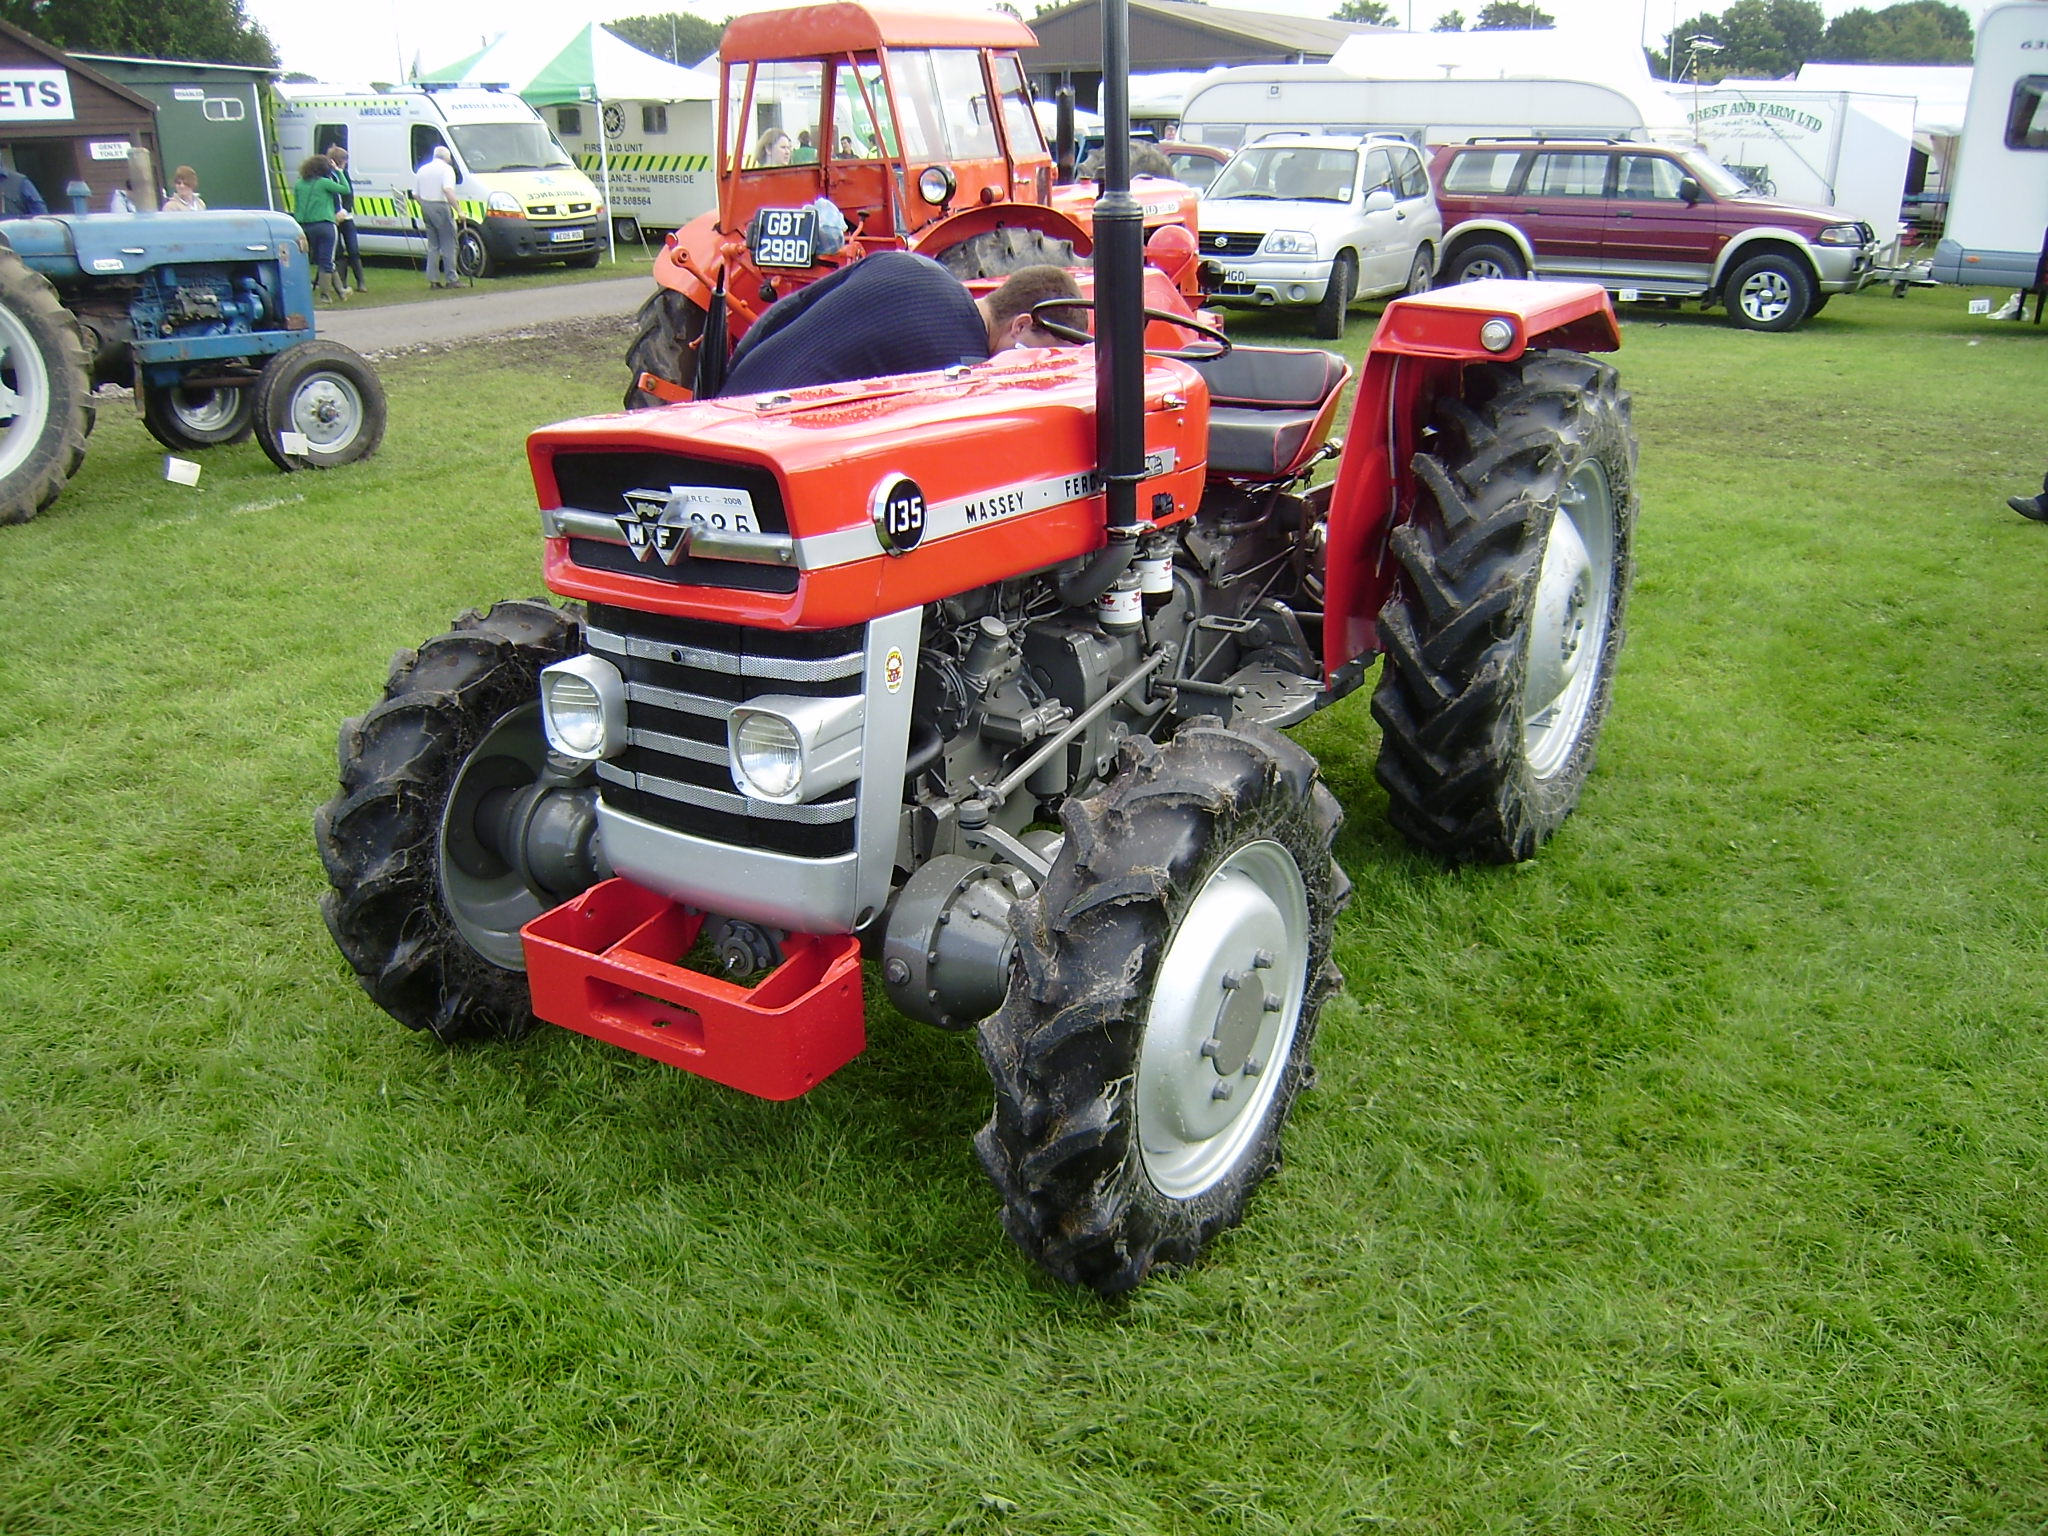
[1332,0,1972,75]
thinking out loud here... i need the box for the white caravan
[1177,65,1690,151]
[1676,86,1916,237]
[1934,0,2048,287]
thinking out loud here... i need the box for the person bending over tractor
[718,251,1083,399]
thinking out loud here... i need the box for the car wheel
[1312,251,1356,339]
[1442,240,1525,285]
[1402,247,1433,296]
[1724,252,1813,331]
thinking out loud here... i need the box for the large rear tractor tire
[314,600,593,1043]
[935,227,1078,280]
[622,285,709,410]
[0,248,93,527]
[975,722,1348,1294]
[1371,351,1638,863]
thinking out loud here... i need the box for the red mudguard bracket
[522,879,866,1101]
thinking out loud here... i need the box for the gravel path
[313,275,650,356]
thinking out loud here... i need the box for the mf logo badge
[617,485,758,565]
[870,472,926,555]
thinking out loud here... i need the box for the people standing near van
[0,162,44,217]
[414,144,460,289]
[161,166,204,212]
[293,153,348,303]
[323,145,366,293]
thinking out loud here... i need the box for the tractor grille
[556,450,799,595]
[587,604,863,858]
[1200,231,1265,258]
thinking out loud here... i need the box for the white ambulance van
[276,82,604,277]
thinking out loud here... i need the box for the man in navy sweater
[718,251,1082,398]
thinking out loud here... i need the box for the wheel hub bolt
[1211,1080,1235,1101]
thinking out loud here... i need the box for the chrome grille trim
[596,760,856,823]
[587,623,862,682]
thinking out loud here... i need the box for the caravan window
[2006,76,2048,150]
[450,122,573,173]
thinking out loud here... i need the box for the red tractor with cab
[318,9,1639,1294]
[623,1,1204,407]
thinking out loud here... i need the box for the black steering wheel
[1029,297,1231,361]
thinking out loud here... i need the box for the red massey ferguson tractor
[317,78,1639,1291]
[622,1,1203,408]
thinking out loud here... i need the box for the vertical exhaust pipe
[1093,0,1143,537]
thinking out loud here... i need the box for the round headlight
[733,711,803,800]
[918,166,957,206]
[544,672,606,756]
[539,654,626,761]
[1478,317,1516,353]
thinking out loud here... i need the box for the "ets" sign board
[0,71,74,122]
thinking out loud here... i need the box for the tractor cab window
[830,60,894,159]
[732,60,824,169]
[895,49,1000,160]
[993,54,1043,157]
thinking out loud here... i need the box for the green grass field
[2,281,2044,1533]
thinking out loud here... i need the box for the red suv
[1430,139,1880,331]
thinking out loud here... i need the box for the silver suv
[1197,133,1442,338]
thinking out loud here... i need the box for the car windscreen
[1207,146,1356,202]
[1676,150,1752,198]
[450,122,574,173]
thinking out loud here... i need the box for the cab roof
[721,2,1037,60]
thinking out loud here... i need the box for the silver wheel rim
[1460,255,1509,282]
[1524,458,1616,779]
[0,302,53,481]
[287,368,363,455]
[1406,253,1431,294]
[171,387,244,435]
[438,704,547,970]
[1739,268,1792,323]
[1136,839,1310,1201]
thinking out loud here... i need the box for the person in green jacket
[293,154,347,304]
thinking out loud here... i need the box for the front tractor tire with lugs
[1371,351,1638,863]
[315,600,588,1043]
[0,247,93,526]
[975,722,1349,1295]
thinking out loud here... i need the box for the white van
[275,83,604,276]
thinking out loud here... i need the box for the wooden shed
[0,17,161,212]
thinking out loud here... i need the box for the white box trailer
[1177,65,1691,151]
[1676,86,1916,236]
[542,97,717,240]
[1934,0,2048,287]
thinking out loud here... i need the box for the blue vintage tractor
[0,202,386,525]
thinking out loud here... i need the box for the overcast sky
[242,0,1877,88]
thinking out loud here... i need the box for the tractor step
[522,878,865,1100]
[1223,647,1323,729]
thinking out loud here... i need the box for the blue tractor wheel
[0,248,93,526]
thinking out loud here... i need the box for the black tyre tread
[314,599,583,1043]
[0,249,93,527]
[1724,251,1814,332]
[975,722,1349,1295]
[253,340,387,471]
[1313,251,1356,340]
[142,378,257,452]
[935,228,1079,280]
[1441,239,1525,286]
[623,286,708,409]
[1369,351,1637,864]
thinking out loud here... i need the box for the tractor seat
[1189,346,1353,479]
